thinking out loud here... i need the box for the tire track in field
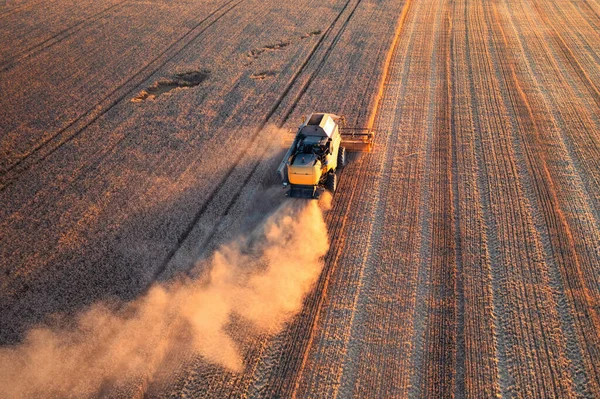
[464,3,534,395]
[488,5,588,396]
[463,0,573,396]
[260,142,373,397]
[0,0,243,189]
[547,0,600,66]
[501,0,600,257]
[410,5,456,396]
[449,5,466,396]
[267,159,368,396]
[491,0,600,394]
[147,0,412,392]
[269,0,417,396]
[578,0,600,31]
[530,2,600,110]
[0,0,49,20]
[291,0,433,396]
[290,0,449,396]
[0,0,130,72]
[524,0,600,212]
[449,1,501,396]
[155,0,366,281]
[502,0,600,292]
[276,0,369,123]
[134,0,376,394]
[291,1,448,396]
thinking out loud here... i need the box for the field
[1,0,600,397]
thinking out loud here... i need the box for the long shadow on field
[0,147,286,345]
[0,136,335,397]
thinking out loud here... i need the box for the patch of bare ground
[250,71,277,80]
[131,70,210,102]
[0,0,232,177]
[285,0,600,397]
[244,30,321,65]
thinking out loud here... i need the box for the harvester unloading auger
[277,113,374,199]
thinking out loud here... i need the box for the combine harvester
[277,113,373,198]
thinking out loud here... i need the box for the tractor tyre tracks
[153,0,600,396]
[137,0,391,395]
[490,0,600,395]
[0,0,244,189]
[0,0,131,72]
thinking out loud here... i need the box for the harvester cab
[277,113,374,199]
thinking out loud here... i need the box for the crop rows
[280,0,600,397]
[1,0,599,397]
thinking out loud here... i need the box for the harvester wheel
[325,172,337,192]
[337,146,346,169]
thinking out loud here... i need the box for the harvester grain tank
[277,113,374,199]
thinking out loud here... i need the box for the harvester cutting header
[277,113,374,199]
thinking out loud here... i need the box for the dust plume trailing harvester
[277,113,374,199]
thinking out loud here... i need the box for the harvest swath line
[516,0,600,290]
[502,0,600,276]
[407,1,448,396]
[449,5,491,392]
[467,0,573,396]
[491,2,600,394]
[417,4,456,396]
[0,0,244,189]
[143,0,414,394]
[289,153,369,396]
[287,0,412,396]
[288,0,462,396]
[0,0,130,72]
[530,2,600,109]
[134,0,375,393]
[346,0,444,394]
[578,0,600,29]
[450,19,467,398]
[450,4,502,383]
[154,0,366,281]
[312,0,438,394]
[521,0,600,186]
[486,7,571,394]
[458,0,509,394]
[279,0,365,122]
[241,140,373,396]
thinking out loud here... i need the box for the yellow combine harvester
[277,113,374,199]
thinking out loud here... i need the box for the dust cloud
[0,199,329,398]
[319,190,333,211]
